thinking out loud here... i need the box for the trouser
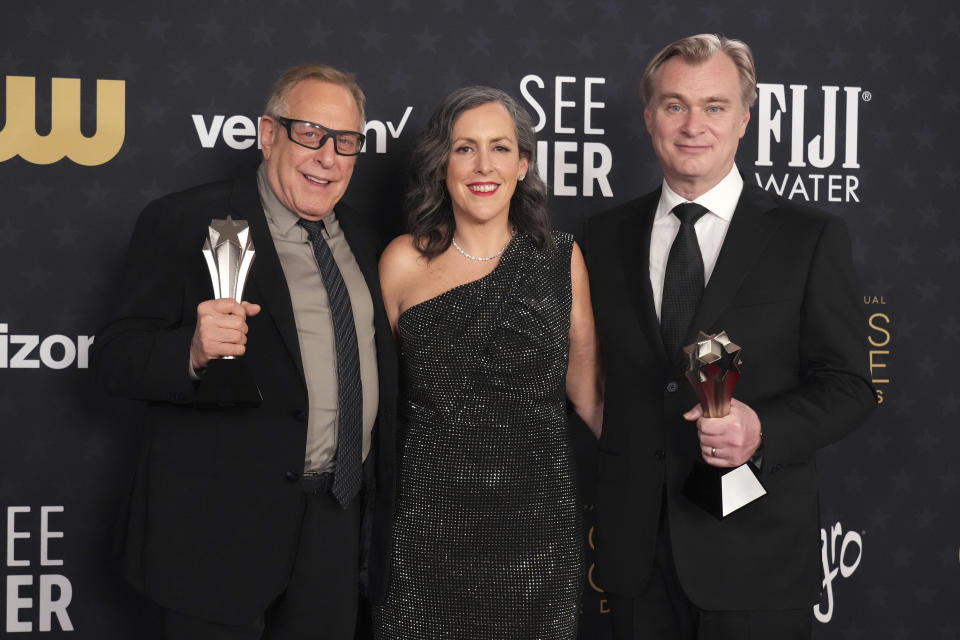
[607,498,812,640]
[164,479,361,640]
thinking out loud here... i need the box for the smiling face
[445,102,529,227]
[259,79,362,221]
[644,52,750,200]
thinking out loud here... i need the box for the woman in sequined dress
[372,86,602,640]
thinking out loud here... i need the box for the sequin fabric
[372,231,583,640]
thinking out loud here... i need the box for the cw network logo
[192,106,413,154]
[0,76,126,166]
[0,324,94,370]
[753,82,868,203]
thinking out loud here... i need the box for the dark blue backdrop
[1,1,957,637]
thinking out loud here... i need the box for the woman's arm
[378,235,416,337]
[566,241,603,438]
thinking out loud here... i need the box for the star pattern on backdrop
[0,4,956,639]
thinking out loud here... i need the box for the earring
[519,174,526,181]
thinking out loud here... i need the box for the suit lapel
[228,175,305,378]
[336,202,396,377]
[687,185,783,342]
[619,191,669,367]
[335,203,380,302]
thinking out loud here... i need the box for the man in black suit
[93,64,396,639]
[584,35,875,638]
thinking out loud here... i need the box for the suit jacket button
[770,464,782,474]
[292,409,307,422]
[665,381,679,393]
[654,449,666,460]
[284,471,300,482]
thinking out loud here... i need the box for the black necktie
[660,202,709,359]
[299,219,362,506]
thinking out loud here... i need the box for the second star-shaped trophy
[682,331,765,518]
[194,215,262,408]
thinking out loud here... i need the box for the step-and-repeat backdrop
[1,1,956,637]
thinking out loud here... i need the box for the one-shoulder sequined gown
[373,231,583,640]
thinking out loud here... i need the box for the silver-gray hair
[263,63,366,124]
[406,85,552,259]
[641,34,757,108]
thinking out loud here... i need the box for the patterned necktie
[660,202,709,359]
[298,218,362,506]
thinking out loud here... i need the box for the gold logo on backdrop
[0,76,125,166]
[586,523,610,613]
[864,296,890,405]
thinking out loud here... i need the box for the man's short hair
[641,34,757,109]
[264,63,366,125]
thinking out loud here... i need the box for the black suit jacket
[584,183,875,610]
[92,174,397,624]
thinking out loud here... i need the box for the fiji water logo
[754,83,869,203]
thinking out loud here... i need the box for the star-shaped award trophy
[194,216,262,408]
[682,331,765,518]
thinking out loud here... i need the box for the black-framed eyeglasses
[272,116,366,156]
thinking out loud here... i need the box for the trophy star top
[686,331,743,372]
[717,342,743,373]
[694,331,723,366]
[209,215,250,250]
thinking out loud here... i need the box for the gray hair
[641,34,757,108]
[264,63,366,124]
[406,85,551,259]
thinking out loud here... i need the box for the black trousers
[607,499,812,640]
[163,488,361,640]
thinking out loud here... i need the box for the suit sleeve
[91,197,200,405]
[752,215,876,466]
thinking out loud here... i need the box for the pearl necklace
[451,228,516,262]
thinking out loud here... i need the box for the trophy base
[194,357,263,408]
[682,460,766,519]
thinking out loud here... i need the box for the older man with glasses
[93,64,397,640]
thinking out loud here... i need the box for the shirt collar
[656,165,744,222]
[256,162,339,239]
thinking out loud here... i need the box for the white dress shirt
[649,166,744,320]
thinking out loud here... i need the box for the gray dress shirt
[257,165,378,473]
